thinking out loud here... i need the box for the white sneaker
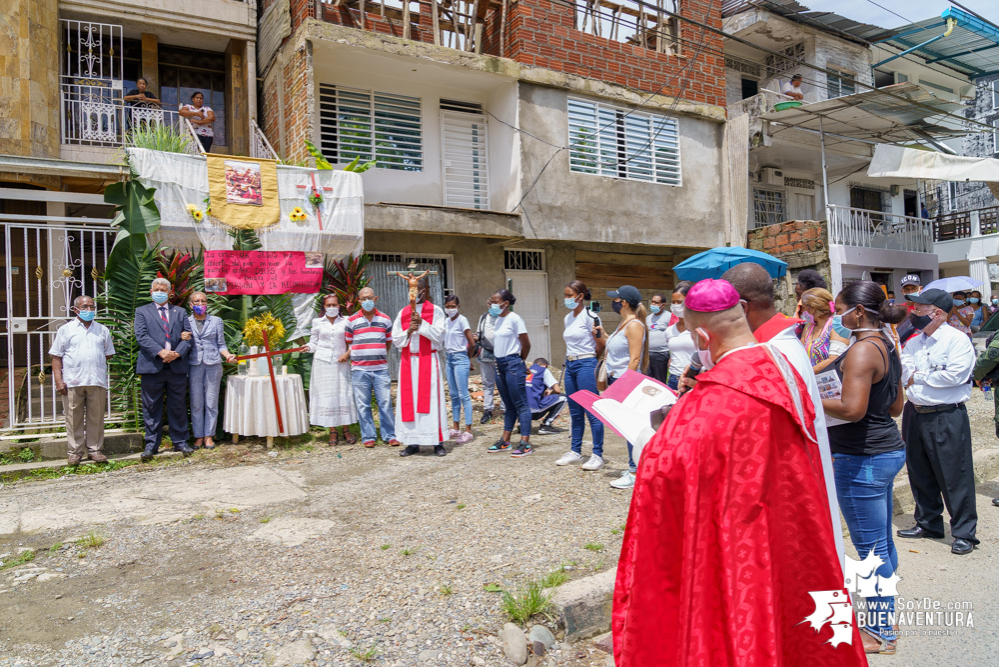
[610,471,635,489]
[555,451,583,466]
[581,454,604,471]
[448,429,461,439]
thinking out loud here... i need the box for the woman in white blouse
[444,295,476,444]
[555,280,606,471]
[179,91,215,153]
[487,288,534,457]
[306,294,358,445]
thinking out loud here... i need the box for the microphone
[678,353,703,396]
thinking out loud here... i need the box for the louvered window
[318,84,423,171]
[567,97,681,185]
[441,100,489,210]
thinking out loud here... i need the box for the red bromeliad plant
[157,248,204,306]
[322,254,371,315]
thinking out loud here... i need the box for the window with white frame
[949,181,959,211]
[318,84,423,171]
[753,187,785,228]
[567,97,681,185]
[993,80,999,110]
[826,68,856,99]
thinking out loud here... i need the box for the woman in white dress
[306,294,358,445]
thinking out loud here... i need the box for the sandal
[861,628,896,655]
[343,430,357,445]
[328,431,339,446]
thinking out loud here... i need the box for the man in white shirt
[49,296,115,464]
[898,289,978,555]
[782,74,804,100]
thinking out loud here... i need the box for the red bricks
[747,220,828,257]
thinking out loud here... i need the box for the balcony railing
[933,206,999,241]
[828,205,933,253]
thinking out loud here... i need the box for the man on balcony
[124,77,161,109]
[781,74,804,101]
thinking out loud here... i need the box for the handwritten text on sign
[204,250,323,295]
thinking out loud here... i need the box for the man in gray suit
[134,278,193,460]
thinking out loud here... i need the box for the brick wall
[295,0,725,103]
[748,219,831,314]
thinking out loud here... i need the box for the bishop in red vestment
[613,279,866,667]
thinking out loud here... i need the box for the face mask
[910,313,933,330]
[488,304,503,317]
[695,330,715,371]
[953,299,965,307]
[325,306,339,317]
[831,307,856,339]
[992,299,998,306]
[192,304,208,316]
[670,304,684,318]
[612,301,623,315]
[77,309,96,322]
[969,298,980,304]
[650,304,661,314]
[801,311,815,324]
[565,297,580,310]
[360,299,375,312]
[445,308,457,317]
[152,291,169,304]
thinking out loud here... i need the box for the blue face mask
[151,291,169,304]
[489,304,503,317]
[360,299,375,312]
[650,304,661,314]
[78,309,96,322]
[968,298,980,304]
[831,307,855,339]
[953,299,965,307]
[564,297,579,310]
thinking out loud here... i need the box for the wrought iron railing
[933,206,999,241]
[828,205,932,253]
[251,118,280,160]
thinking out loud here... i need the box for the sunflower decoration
[186,203,204,223]
[289,206,309,222]
[242,312,286,348]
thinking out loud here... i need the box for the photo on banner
[206,155,280,230]
[224,160,263,206]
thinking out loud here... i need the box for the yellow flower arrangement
[186,203,204,223]
[242,312,286,348]
[289,206,308,222]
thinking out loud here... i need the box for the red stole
[754,312,803,343]
[399,300,435,422]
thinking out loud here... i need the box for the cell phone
[589,301,602,314]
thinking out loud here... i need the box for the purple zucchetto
[684,279,741,313]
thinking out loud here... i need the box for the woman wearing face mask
[487,289,534,457]
[665,282,694,392]
[187,292,234,449]
[822,281,909,654]
[555,280,606,470]
[443,295,476,444]
[968,290,989,333]
[948,291,974,337]
[646,293,671,384]
[595,285,648,490]
[799,287,849,373]
[306,294,358,445]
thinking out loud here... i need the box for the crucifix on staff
[391,260,437,326]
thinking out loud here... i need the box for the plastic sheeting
[867,144,999,201]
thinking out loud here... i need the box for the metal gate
[2,221,115,431]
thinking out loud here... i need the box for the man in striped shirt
[345,286,400,447]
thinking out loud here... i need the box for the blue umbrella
[673,247,788,281]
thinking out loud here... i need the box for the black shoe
[399,445,420,457]
[951,538,974,555]
[480,411,492,424]
[992,498,999,507]
[897,526,945,539]
[538,424,558,435]
[140,447,155,462]
[434,444,447,457]
[177,445,195,457]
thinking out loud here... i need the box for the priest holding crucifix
[392,278,449,457]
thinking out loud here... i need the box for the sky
[802,0,998,29]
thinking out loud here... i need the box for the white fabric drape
[223,374,310,437]
[868,144,999,201]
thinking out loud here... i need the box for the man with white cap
[897,274,922,344]
[613,279,864,667]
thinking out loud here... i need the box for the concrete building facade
[260,0,732,365]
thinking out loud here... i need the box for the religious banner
[206,155,281,230]
[204,250,323,295]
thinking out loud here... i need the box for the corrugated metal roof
[760,82,969,144]
[722,0,893,45]
[877,7,999,79]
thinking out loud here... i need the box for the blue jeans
[445,352,473,426]
[495,354,532,439]
[833,449,907,642]
[607,375,636,472]
[563,357,604,456]
[189,363,223,438]
[351,368,395,442]
[666,374,679,391]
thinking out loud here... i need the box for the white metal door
[3,222,114,430]
[791,192,815,221]
[504,271,550,363]
[441,110,489,210]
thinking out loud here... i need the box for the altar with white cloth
[223,374,309,447]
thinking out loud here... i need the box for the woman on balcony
[180,91,216,153]
[799,288,850,373]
